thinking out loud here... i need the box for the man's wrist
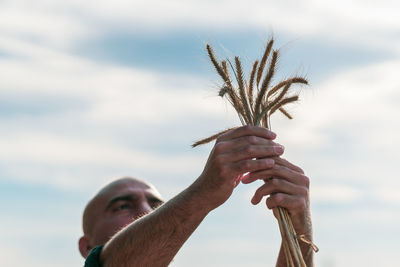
[291,209,312,235]
[185,179,215,216]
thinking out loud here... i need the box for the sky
[0,0,399,266]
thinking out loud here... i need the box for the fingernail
[270,131,277,139]
[274,145,284,154]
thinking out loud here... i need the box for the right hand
[195,125,285,211]
[242,157,312,236]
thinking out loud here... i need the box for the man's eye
[113,203,131,212]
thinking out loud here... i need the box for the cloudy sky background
[1,0,399,266]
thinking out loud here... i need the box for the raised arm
[99,126,284,267]
[242,157,314,267]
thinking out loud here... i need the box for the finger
[265,193,308,214]
[212,136,279,157]
[222,144,284,162]
[241,164,309,186]
[251,178,301,204]
[217,125,276,142]
[273,157,304,174]
[229,158,275,175]
[221,135,279,151]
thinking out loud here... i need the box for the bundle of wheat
[193,38,318,267]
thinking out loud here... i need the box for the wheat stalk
[194,39,316,266]
[192,127,237,148]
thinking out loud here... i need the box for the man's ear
[79,236,92,258]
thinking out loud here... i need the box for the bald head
[79,177,163,258]
[82,177,159,234]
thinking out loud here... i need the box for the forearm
[100,181,210,267]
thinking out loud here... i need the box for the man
[79,126,314,266]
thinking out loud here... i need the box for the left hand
[241,157,312,236]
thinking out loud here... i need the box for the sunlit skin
[79,177,164,258]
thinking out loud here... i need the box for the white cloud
[1,0,399,53]
[0,217,83,267]
[311,184,362,203]
[0,34,226,121]
[0,130,208,191]
[0,132,200,168]
[373,187,400,205]
[0,3,92,49]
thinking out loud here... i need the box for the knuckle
[269,178,279,188]
[274,193,284,204]
[261,159,271,169]
[264,160,274,169]
[240,160,252,170]
[247,136,258,144]
[213,142,225,154]
[243,125,253,132]
[298,186,309,197]
[302,175,310,187]
[244,145,255,155]
[271,165,280,174]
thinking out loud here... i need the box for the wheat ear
[256,39,274,87]
[255,50,278,114]
[270,96,299,115]
[220,60,245,121]
[267,77,308,99]
[206,44,229,84]
[235,56,253,124]
[248,60,259,110]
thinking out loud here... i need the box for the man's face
[80,178,163,256]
